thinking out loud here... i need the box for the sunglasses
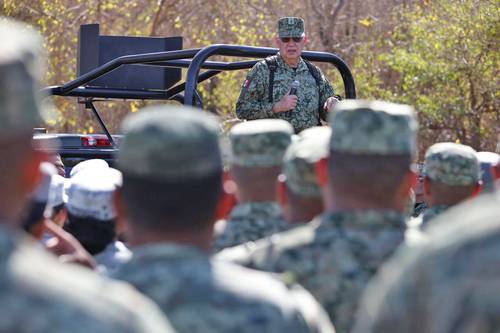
[280,37,303,43]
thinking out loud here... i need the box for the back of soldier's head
[229,119,293,197]
[328,100,417,202]
[283,126,330,198]
[65,168,121,254]
[0,19,47,220]
[0,19,45,140]
[424,142,481,205]
[118,105,223,231]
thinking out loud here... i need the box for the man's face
[49,153,66,177]
[276,35,307,63]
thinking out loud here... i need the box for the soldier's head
[229,119,293,203]
[476,151,500,193]
[277,126,330,224]
[65,167,121,255]
[0,19,47,223]
[318,100,418,212]
[275,17,308,65]
[117,105,223,247]
[423,142,481,206]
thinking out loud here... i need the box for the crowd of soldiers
[2,16,500,333]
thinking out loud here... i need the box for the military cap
[424,142,480,186]
[119,105,222,181]
[229,119,293,167]
[67,168,122,221]
[283,126,331,197]
[0,18,45,135]
[329,100,417,155]
[278,17,305,37]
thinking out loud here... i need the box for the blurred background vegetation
[2,0,498,157]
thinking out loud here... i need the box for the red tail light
[81,136,112,147]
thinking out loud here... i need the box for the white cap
[477,151,500,165]
[67,168,122,221]
[70,159,109,178]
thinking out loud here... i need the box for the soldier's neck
[127,224,214,253]
[282,56,300,68]
[328,191,405,214]
[237,190,277,203]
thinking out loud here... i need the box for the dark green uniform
[236,54,335,133]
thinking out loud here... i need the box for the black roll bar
[184,44,356,106]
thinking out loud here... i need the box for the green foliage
[375,0,499,150]
[2,0,498,151]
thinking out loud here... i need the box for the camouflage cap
[283,126,331,197]
[278,17,305,38]
[329,100,417,155]
[229,119,293,167]
[118,105,222,181]
[0,18,45,136]
[424,142,480,186]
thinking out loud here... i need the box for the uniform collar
[421,204,450,227]
[276,53,308,72]
[319,210,406,230]
[131,243,207,262]
[229,202,283,220]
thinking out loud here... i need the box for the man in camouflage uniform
[0,18,174,333]
[353,192,500,333]
[212,119,292,252]
[407,142,481,231]
[277,126,331,225]
[236,17,338,133]
[217,100,418,332]
[112,105,335,333]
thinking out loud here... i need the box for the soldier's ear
[316,157,329,187]
[214,173,238,221]
[471,181,482,197]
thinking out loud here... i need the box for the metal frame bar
[43,44,356,106]
[85,101,115,147]
[184,44,356,105]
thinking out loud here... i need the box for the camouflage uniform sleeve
[317,68,335,108]
[235,61,275,120]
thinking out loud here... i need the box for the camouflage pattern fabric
[216,210,407,332]
[113,243,335,333]
[424,142,480,186]
[235,54,335,133]
[353,192,500,333]
[0,222,174,333]
[278,17,305,37]
[212,202,289,252]
[412,201,428,217]
[119,105,222,181]
[230,119,293,167]
[329,100,417,155]
[410,204,450,231]
[283,126,331,198]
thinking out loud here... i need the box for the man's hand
[324,96,340,112]
[43,219,96,269]
[273,94,298,113]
